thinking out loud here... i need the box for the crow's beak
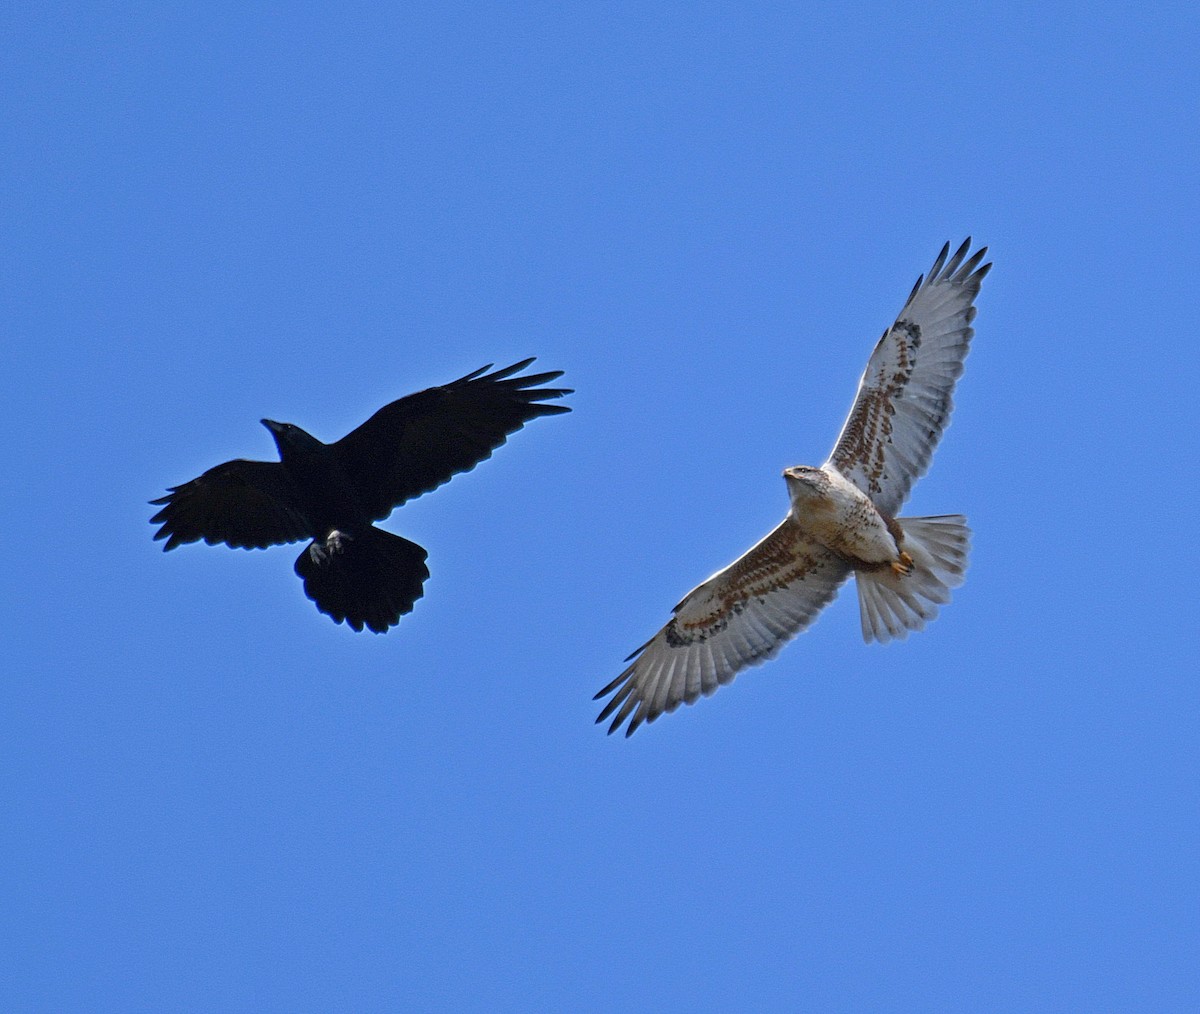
[261,419,282,434]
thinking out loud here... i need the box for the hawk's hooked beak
[783,466,820,489]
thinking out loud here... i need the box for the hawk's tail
[294,527,430,633]
[855,515,969,644]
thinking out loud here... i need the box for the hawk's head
[783,465,831,507]
[783,464,827,485]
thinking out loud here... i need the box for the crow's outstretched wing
[331,359,571,522]
[150,459,311,551]
[595,519,850,737]
[827,240,989,516]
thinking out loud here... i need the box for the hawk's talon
[892,551,914,577]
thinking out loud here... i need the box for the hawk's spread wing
[595,519,851,736]
[826,240,990,516]
[150,459,311,551]
[330,359,571,523]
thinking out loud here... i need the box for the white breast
[794,467,897,565]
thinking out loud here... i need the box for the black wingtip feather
[594,682,630,719]
[927,241,951,278]
[911,239,990,301]
[468,358,541,384]
[454,363,496,384]
[905,274,925,304]
[959,247,989,280]
[476,363,523,382]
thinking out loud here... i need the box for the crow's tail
[294,527,430,633]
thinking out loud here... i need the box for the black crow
[150,359,571,633]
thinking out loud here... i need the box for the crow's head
[261,419,324,459]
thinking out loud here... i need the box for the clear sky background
[4,4,1198,1011]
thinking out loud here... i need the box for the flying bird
[596,240,990,736]
[151,359,571,633]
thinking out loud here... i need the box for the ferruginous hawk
[595,240,989,736]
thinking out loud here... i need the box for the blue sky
[4,3,1198,1010]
